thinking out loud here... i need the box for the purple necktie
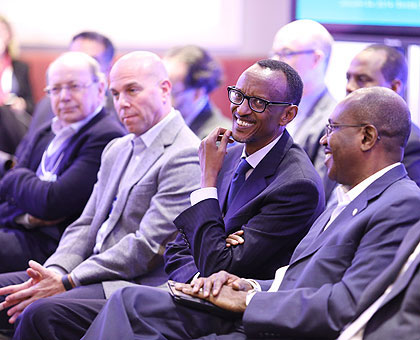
[227,158,252,210]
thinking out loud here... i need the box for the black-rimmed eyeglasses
[227,86,292,113]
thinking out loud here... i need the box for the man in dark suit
[0,51,125,273]
[325,44,420,202]
[337,219,420,340]
[163,45,231,139]
[165,59,325,282]
[70,86,420,340]
[0,51,201,337]
[9,59,325,340]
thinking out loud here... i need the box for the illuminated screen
[293,0,420,36]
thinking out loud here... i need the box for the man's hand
[199,128,232,188]
[182,283,248,314]
[176,270,252,299]
[0,260,65,323]
[226,230,245,247]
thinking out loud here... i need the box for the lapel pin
[352,208,358,216]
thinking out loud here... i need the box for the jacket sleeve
[164,233,199,283]
[178,178,323,279]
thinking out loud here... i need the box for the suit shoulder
[283,143,323,181]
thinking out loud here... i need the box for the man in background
[323,44,420,203]
[271,19,336,178]
[163,45,231,139]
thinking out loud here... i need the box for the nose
[346,77,357,95]
[59,86,71,101]
[234,99,252,116]
[116,92,130,110]
[319,132,328,146]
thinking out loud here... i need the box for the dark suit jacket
[165,131,325,282]
[243,165,420,339]
[325,122,420,202]
[345,219,420,340]
[0,110,125,259]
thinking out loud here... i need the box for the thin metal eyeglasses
[325,123,381,140]
[227,86,292,113]
[44,81,98,96]
[270,49,315,59]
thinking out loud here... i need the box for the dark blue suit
[0,110,125,272]
[165,130,325,281]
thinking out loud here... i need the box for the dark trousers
[81,285,243,340]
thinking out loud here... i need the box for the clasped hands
[0,260,65,323]
[174,270,252,314]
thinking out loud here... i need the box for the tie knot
[235,158,252,177]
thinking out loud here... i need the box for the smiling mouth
[235,117,255,128]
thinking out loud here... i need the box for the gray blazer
[44,111,201,297]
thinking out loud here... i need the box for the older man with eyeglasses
[0,51,125,274]
[271,19,336,183]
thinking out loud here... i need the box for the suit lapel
[223,132,293,222]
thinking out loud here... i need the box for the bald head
[47,51,104,85]
[109,51,172,136]
[111,51,168,85]
[344,87,411,151]
[271,20,333,94]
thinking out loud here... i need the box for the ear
[312,49,325,68]
[360,125,379,151]
[390,79,403,95]
[279,105,298,126]
[160,79,172,102]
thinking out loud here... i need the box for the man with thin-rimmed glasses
[271,19,336,181]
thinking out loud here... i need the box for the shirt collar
[135,108,176,148]
[51,105,103,135]
[336,162,401,205]
[240,132,283,169]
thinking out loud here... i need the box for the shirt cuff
[70,272,81,287]
[246,289,257,306]
[15,214,35,229]
[190,187,218,206]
